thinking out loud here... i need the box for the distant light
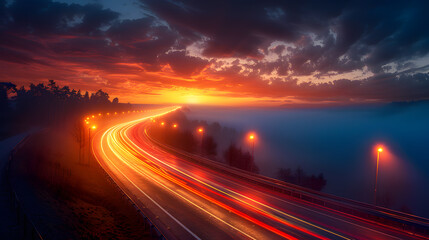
[161,122,165,126]
[85,121,89,125]
[249,134,255,140]
[86,117,90,120]
[198,127,203,133]
[91,125,96,130]
[173,124,177,128]
[107,113,110,115]
[378,147,383,152]
[98,113,101,116]
[92,115,95,118]
[115,112,117,115]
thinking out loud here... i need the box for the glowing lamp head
[378,147,383,152]
[161,122,165,126]
[107,113,110,115]
[115,112,117,115]
[249,135,255,140]
[198,128,203,133]
[91,125,96,130]
[86,117,90,120]
[92,115,95,118]
[173,124,177,128]
[98,113,101,116]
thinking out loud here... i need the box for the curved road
[92,107,428,240]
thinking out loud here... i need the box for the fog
[186,102,429,217]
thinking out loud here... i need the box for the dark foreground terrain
[9,125,153,239]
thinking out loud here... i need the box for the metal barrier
[94,154,176,240]
[145,126,429,238]
[6,137,44,240]
[7,132,171,240]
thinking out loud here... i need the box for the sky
[1,0,429,106]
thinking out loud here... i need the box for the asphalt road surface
[92,107,428,240]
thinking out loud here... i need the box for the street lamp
[88,125,96,165]
[248,133,256,172]
[197,127,204,153]
[374,147,383,206]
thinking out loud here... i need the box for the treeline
[0,80,131,139]
[277,167,326,191]
[148,110,259,173]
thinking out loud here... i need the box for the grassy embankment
[10,123,153,239]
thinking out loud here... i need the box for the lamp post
[88,125,96,165]
[198,127,204,154]
[374,147,383,206]
[248,133,255,172]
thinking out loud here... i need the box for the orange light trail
[90,107,421,240]
[91,107,351,240]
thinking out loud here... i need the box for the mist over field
[186,102,429,217]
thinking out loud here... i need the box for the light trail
[92,107,428,240]
[99,113,296,239]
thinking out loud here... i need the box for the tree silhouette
[277,167,327,191]
[0,80,131,140]
[202,135,217,157]
[223,144,259,173]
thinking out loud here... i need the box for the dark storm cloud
[142,0,429,74]
[106,18,154,42]
[159,50,209,76]
[1,0,429,103]
[141,0,342,58]
[0,46,39,64]
[140,0,345,58]
[7,0,118,35]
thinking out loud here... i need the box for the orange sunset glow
[1,1,429,239]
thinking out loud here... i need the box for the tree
[90,89,110,104]
[112,97,119,104]
[277,167,327,191]
[0,82,16,112]
[83,91,90,102]
[223,144,258,173]
[202,135,217,156]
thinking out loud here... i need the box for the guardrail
[92,141,177,240]
[145,126,429,239]
[98,167,171,240]
[6,136,44,240]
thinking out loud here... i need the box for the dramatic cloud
[0,0,428,105]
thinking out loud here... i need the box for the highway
[92,107,429,240]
